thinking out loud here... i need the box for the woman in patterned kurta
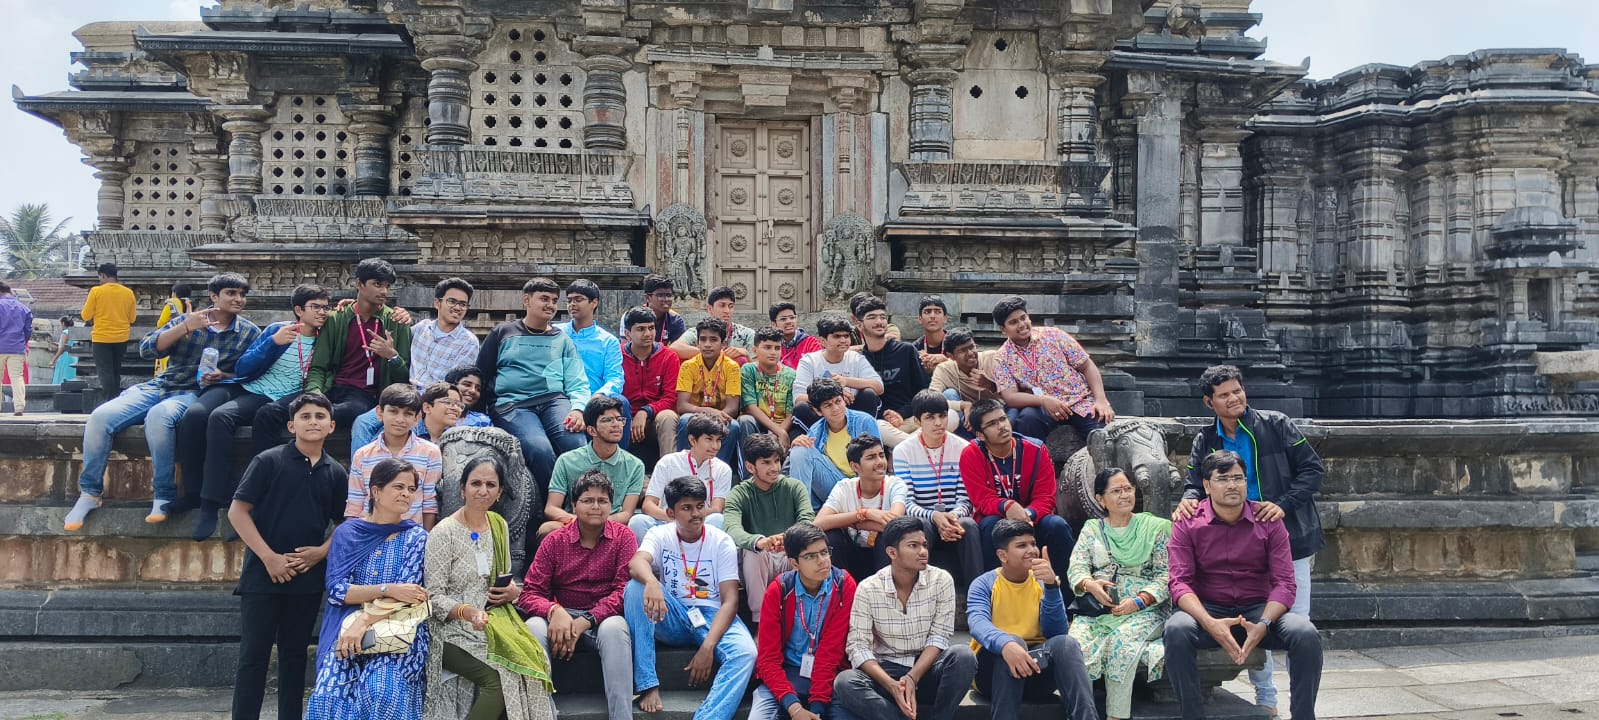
[1067,467,1173,720]
[307,459,432,720]
[424,457,554,720]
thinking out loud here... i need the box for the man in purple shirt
[1163,450,1322,720]
[0,282,34,415]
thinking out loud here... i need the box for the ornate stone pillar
[665,69,702,205]
[905,68,957,161]
[349,109,395,196]
[421,54,474,146]
[1195,110,1253,246]
[826,75,878,217]
[1340,126,1408,285]
[574,36,635,152]
[195,157,228,232]
[89,158,129,231]
[217,107,270,195]
[1049,52,1104,164]
[1127,72,1182,358]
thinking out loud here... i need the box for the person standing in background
[153,283,193,376]
[0,282,33,416]
[50,316,79,385]
[81,263,137,400]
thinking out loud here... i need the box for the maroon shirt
[1167,499,1297,609]
[517,519,636,623]
[333,315,381,390]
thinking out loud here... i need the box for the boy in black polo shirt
[227,391,348,720]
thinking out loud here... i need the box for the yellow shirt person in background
[152,283,192,376]
[81,263,137,398]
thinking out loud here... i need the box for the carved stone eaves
[185,51,264,106]
[829,75,880,115]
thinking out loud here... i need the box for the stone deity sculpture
[821,211,874,301]
[655,203,707,299]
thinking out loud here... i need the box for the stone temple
[15,0,1599,421]
[6,0,1599,699]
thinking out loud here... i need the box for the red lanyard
[295,333,311,380]
[700,357,723,404]
[759,369,783,416]
[987,440,1020,498]
[687,454,715,499]
[921,436,947,510]
[795,584,832,654]
[353,315,379,367]
[856,480,885,512]
[1012,341,1041,380]
[676,527,706,598]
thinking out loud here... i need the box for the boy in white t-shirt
[629,413,733,542]
[624,475,755,720]
[813,433,907,581]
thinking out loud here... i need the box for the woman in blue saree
[307,458,432,720]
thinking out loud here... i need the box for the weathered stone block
[138,541,245,583]
[49,538,131,583]
[0,458,54,501]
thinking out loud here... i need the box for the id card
[475,551,491,578]
[1031,386,1044,396]
[799,652,816,678]
[366,366,376,386]
[686,606,708,628]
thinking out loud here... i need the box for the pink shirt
[989,326,1094,417]
[344,434,442,522]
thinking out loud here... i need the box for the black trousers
[255,386,374,453]
[176,384,252,506]
[233,592,321,720]
[91,341,124,399]
[825,528,890,582]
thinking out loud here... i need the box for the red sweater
[757,568,856,713]
[622,342,682,416]
[959,436,1057,520]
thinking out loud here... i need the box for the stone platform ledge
[0,505,236,538]
[1320,496,1599,530]
[1312,574,1599,624]
[0,589,238,640]
[0,535,247,586]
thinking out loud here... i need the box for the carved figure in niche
[820,212,874,301]
[655,203,707,299]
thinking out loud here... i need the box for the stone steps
[548,688,1272,720]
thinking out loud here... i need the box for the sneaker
[64,494,102,531]
[146,499,172,524]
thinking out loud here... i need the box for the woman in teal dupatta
[1067,467,1174,720]
[424,456,555,720]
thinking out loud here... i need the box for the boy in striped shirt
[343,383,441,529]
[893,389,984,586]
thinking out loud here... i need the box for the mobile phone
[1028,646,1051,670]
[492,573,513,588]
[360,628,377,651]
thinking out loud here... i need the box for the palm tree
[0,204,73,279]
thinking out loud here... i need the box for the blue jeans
[351,409,383,456]
[675,412,746,475]
[941,389,976,440]
[78,382,197,501]
[749,664,858,720]
[623,580,755,720]
[789,445,849,511]
[1250,555,1314,707]
[495,397,586,494]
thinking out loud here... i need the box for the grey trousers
[974,635,1097,720]
[833,645,977,720]
[527,613,634,720]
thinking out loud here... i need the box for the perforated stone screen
[472,23,586,150]
[125,142,200,231]
[263,95,354,197]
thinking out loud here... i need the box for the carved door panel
[712,122,813,312]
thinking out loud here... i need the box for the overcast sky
[2,0,1597,236]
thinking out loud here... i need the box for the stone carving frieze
[83,230,222,270]
[408,147,633,206]
[899,237,1102,275]
[655,203,708,298]
[898,160,1109,216]
[419,228,633,266]
[221,197,416,243]
[820,212,874,300]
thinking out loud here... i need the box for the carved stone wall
[470,23,586,151]
[262,95,353,198]
[124,142,201,232]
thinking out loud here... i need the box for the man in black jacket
[1173,364,1324,717]
[854,294,931,450]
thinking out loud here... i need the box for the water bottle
[198,347,219,378]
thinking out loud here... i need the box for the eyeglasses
[440,298,469,309]
[1103,486,1137,496]
[1209,474,1249,486]
[862,312,890,322]
[649,292,674,300]
[595,415,626,425]
[431,399,464,409]
[574,496,611,507]
[799,549,832,563]
[304,304,332,314]
[980,416,1010,431]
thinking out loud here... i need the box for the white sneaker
[64,494,102,531]
[146,499,171,524]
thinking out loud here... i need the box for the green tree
[0,204,72,279]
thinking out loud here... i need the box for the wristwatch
[379,583,388,598]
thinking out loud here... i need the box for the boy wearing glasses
[751,523,857,720]
[623,273,687,346]
[540,395,646,538]
[1164,450,1323,720]
[959,399,1073,578]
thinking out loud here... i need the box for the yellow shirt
[677,353,741,408]
[824,429,851,474]
[972,571,1045,651]
[82,283,138,343]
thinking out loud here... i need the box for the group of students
[53,257,1328,720]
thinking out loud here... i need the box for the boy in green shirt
[738,326,798,447]
[723,433,814,615]
[539,394,644,537]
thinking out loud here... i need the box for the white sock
[65,494,100,526]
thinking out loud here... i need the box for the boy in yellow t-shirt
[674,317,745,471]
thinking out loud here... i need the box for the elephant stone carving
[1058,419,1182,527]
[656,203,707,299]
[436,426,538,576]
